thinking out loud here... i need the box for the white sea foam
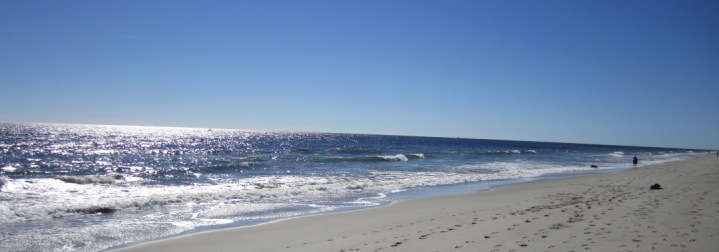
[0,174,373,225]
[1,123,701,252]
[56,174,125,184]
[353,193,387,205]
[482,150,522,155]
[609,151,625,157]
[1,165,18,172]
[378,154,408,161]
[0,155,696,252]
[0,176,6,191]
[5,160,592,225]
[4,152,690,227]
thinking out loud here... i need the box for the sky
[1,0,717,150]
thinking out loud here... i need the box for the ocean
[0,123,700,251]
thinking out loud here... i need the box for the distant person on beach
[633,156,638,166]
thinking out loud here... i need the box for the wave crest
[377,154,408,162]
[609,151,625,157]
[1,166,18,172]
[475,150,522,155]
[326,154,411,162]
[56,175,124,184]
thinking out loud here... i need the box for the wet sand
[113,154,719,252]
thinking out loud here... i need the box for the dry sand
[113,154,719,252]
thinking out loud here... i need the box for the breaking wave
[324,154,413,162]
[473,150,536,155]
[2,165,18,172]
[0,160,602,225]
[376,154,408,162]
[55,174,125,184]
[0,123,701,252]
[609,151,625,157]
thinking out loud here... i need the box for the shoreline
[112,154,718,251]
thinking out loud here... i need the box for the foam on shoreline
[113,154,719,252]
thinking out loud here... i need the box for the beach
[2,124,704,251]
[113,153,718,252]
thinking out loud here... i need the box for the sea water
[0,123,700,251]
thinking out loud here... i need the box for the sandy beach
[113,154,718,252]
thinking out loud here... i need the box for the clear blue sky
[1,0,717,149]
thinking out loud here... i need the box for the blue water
[0,123,701,251]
